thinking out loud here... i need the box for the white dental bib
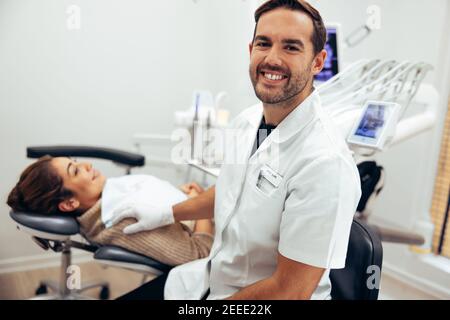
[101,175,187,228]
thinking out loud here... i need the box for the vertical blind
[431,99,450,258]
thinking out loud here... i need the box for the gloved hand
[110,201,175,234]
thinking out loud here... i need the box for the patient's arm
[179,182,204,198]
[173,186,215,221]
[179,182,214,236]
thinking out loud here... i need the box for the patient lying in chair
[7,156,213,266]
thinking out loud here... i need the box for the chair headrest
[9,210,79,236]
[27,146,145,167]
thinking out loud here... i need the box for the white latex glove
[110,201,174,234]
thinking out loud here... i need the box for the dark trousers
[116,273,210,300]
[117,273,168,300]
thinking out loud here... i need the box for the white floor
[379,273,441,300]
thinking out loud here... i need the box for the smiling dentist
[114,0,361,300]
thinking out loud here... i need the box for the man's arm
[173,186,215,221]
[227,252,325,300]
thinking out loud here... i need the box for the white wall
[199,0,260,116]
[1,0,449,299]
[0,0,214,265]
[312,0,448,83]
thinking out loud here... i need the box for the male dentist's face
[249,8,321,105]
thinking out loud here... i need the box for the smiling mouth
[260,71,289,82]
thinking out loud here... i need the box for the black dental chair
[330,219,383,300]
[9,146,173,300]
[10,146,382,300]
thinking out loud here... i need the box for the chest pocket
[241,166,285,240]
[256,171,277,195]
[248,164,284,199]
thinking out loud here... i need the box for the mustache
[257,64,290,76]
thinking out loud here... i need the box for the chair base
[30,293,96,300]
[32,278,110,300]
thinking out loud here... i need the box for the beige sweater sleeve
[77,200,213,266]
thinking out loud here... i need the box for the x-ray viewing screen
[315,27,339,82]
[355,104,388,139]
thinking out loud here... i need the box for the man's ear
[249,42,253,56]
[58,198,80,212]
[311,49,327,76]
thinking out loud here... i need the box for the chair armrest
[370,224,425,246]
[27,146,145,167]
[94,246,173,273]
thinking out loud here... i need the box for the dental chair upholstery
[9,146,173,300]
[10,146,382,300]
[330,219,383,300]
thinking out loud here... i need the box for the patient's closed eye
[72,160,79,176]
[68,161,78,177]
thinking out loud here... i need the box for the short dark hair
[7,155,76,215]
[253,0,327,55]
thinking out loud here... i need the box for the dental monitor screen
[315,26,340,82]
[347,101,400,150]
[355,104,386,139]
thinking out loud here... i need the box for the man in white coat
[114,0,361,300]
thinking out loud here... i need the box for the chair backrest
[330,219,383,300]
[10,209,172,274]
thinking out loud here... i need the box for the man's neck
[262,85,313,126]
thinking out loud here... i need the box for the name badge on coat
[257,165,283,189]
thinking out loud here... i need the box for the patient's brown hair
[7,155,75,215]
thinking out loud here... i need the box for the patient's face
[51,157,106,211]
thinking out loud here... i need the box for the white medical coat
[164,91,361,300]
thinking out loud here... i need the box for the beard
[249,63,312,105]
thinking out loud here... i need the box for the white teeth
[264,73,284,81]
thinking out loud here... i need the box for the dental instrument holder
[322,65,436,248]
[174,91,229,169]
[204,110,212,164]
[191,112,216,167]
[189,96,222,167]
[191,94,200,161]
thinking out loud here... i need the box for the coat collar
[245,90,320,144]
